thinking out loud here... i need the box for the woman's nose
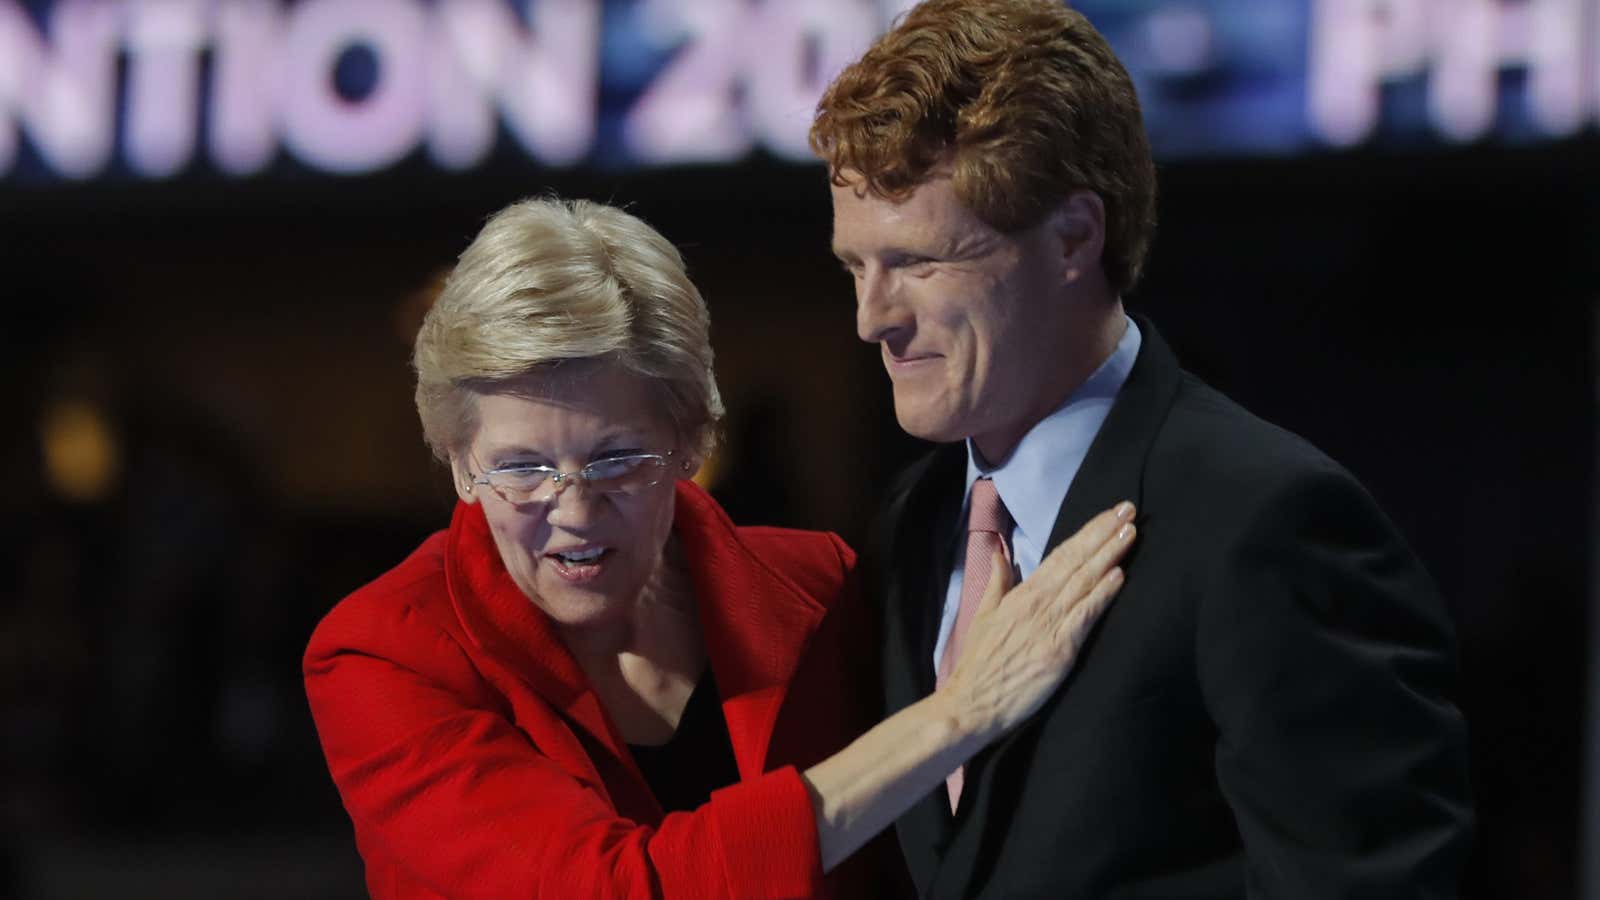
[543,477,602,528]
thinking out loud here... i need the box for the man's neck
[973,303,1128,465]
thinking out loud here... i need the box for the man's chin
[893,404,968,445]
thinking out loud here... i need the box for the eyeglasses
[470,451,676,505]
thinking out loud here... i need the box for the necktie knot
[967,477,1011,536]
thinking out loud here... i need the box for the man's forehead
[830,201,917,257]
[830,175,982,247]
[831,186,911,226]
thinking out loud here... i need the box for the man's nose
[856,266,909,344]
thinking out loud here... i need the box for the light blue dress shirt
[931,317,1143,673]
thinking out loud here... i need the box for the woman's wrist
[802,686,997,871]
[916,687,992,763]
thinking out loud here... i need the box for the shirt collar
[963,316,1142,550]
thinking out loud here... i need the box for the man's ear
[1048,189,1106,285]
[448,455,479,505]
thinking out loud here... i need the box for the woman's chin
[527,577,639,633]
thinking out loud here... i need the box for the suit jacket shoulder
[1156,371,1357,500]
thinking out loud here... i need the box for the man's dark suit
[869,318,1473,899]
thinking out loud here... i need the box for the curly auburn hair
[810,0,1158,294]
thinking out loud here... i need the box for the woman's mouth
[547,546,613,583]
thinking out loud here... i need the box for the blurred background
[1,0,1595,897]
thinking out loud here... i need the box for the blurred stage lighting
[0,0,1596,185]
[40,398,122,503]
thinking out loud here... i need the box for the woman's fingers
[1033,513,1132,652]
[1060,517,1136,610]
[945,502,1138,740]
[1026,502,1136,596]
[979,502,1135,629]
[1014,502,1135,609]
[1054,563,1125,652]
[977,548,1014,616]
[1046,513,1135,658]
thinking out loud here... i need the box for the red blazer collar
[673,479,830,778]
[444,480,830,780]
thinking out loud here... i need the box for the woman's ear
[448,455,478,505]
[680,453,702,477]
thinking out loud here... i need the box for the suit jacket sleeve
[1197,467,1474,898]
[303,597,825,900]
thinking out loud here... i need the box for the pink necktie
[936,477,1012,811]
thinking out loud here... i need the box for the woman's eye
[589,458,636,477]
[496,462,547,474]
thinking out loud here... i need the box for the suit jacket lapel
[943,315,1185,894]
[883,444,967,707]
[445,481,831,816]
[873,442,967,869]
[1042,314,1182,554]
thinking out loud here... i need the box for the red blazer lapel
[672,481,829,780]
[442,484,832,809]
[443,501,634,772]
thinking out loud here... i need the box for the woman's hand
[937,501,1136,744]
[803,500,1135,871]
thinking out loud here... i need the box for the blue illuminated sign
[1,0,1596,185]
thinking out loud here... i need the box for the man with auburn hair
[811,1,1474,897]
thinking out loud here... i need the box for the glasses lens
[584,454,666,493]
[489,467,553,502]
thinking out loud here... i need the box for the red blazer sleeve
[304,589,827,900]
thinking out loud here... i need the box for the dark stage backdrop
[4,142,1593,900]
[2,1,1596,897]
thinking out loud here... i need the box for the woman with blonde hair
[305,196,1135,899]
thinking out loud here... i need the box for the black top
[627,669,741,815]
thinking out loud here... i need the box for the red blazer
[305,480,895,900]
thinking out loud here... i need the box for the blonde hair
[413,197,724,461]
[810,0,1158,294]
